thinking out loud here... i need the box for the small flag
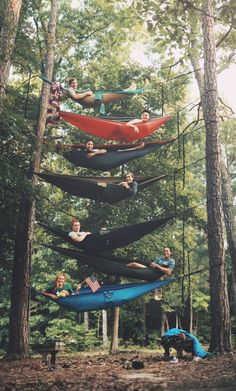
[85,275,101,293]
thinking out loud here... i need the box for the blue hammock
[43,279,175,312]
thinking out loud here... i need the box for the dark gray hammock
[57,140,174,171]
[38,216,173,254]
[36,172,167,204]
[41,243,165,281]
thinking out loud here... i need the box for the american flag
[85,275,101,293]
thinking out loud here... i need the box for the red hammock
[60,111,172,142]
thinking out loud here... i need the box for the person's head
[124,172,134,183]
[71,218,80,232]
[55,272,67,288]
[85,140,94,151]
[141,110,150,122]
[69,78,78,89]
[163,247,172,259]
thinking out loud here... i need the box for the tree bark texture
[102,310,108,349]
[110,307,120,353]
[221,158,236,319]
[202,0,231,353]
[7,200,34,357]
[83,312,89,331]
[161,310,169,335]
[141,301,147,345]
[0,0,23,111]
[189,13,236,299]
[7,0,58,357]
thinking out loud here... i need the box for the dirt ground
[0,351,236,391]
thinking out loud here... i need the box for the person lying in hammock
[84,139,145,158]
[119,171,138,196]
[126,109,150,134]
[85,140,107,158]
[42,272,73,300]
[67,78,136,108]
[68,218,91,243]
[127,247,175,276]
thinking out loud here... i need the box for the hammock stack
[39,84,175,311]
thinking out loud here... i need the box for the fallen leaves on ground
[0,351,236,391]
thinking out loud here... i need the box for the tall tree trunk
[175,312,179,328]
[0,0,23,111]
[189,289,193,333]
[160,310,169,335]
[83,312,89,331]
[102,310,108,349]
[194,312,199,335]
[221,157,236,321]
[189,34,236,301]
[202,0,231,353]
[110,307,120,353]
[141,301,146,346]
[7,0,58,358]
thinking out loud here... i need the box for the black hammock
[57,140,174,171]
[39,216,173,254]
[36,172,167,204]
[41,243,165,282]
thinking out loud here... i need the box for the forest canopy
[0,0,235,357]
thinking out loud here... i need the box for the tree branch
[216,25,233,47]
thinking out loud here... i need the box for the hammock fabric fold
[39,216,173,254]
[43,279,175,312]
[41,243,166,281]
[60,111,172,142]
[58,140,174,171]
[36,172,167,204]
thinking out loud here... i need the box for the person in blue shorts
[127,247,175,276]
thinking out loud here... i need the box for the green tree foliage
[3,0,234,352]
[43,317,99,352]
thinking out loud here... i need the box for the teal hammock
[41,279,175,312]
[40,75,143,114]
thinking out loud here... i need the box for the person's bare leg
[102,93,133,105]
[70,82,137,107]
[77,94,96,107]
[134,142,145,150]
[126,262,147,269]
[117,143,145,153]
[124,82,137,91]
[102,82,137,105]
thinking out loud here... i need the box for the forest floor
[0,350,236,391]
